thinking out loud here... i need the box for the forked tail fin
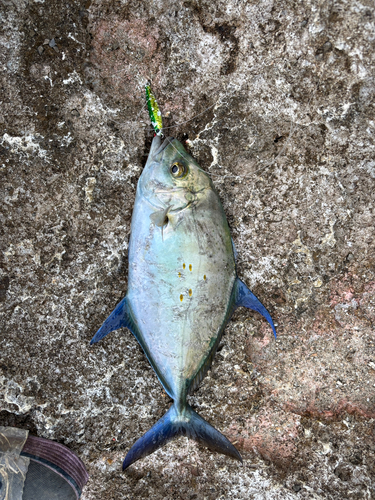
[122,404,242,470]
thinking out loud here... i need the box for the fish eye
[170,162,187,178]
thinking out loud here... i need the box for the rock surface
[1,0,375,498]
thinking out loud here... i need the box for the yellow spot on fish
[183,263,186,269]
[203,275,206,280]
[189,289,192,297]
[189,264,192,271]
[178,272,181,278]
[180,294,184,302]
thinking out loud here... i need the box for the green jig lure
[145,84,163,136]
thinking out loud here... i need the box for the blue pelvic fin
[235,278,277,339]
[90,297,134,344]
[123,403,242,470]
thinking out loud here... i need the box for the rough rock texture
[1,0,375,498]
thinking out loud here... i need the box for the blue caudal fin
[122,404,242,470]
[90,297,132,344]
[235,278,277,339]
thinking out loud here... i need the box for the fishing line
[147,98,224,132]
[143,86,296,182]
[99,30,327,186]
[100,65,243,178]
[109,75,323,186]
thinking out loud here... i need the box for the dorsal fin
[188,277,277,394]
[234,278,277,338]
[90,297,132,344]
[188,342,221,394]
[188,283,238,394]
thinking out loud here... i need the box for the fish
[90,134,277,470]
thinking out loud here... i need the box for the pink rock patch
[89,17,163,98]
[226,408,300,467]
[243,273,375,423]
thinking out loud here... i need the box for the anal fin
[90,297,135,344]
[188,347,216,394]
[231,237,238,264]
[90,296,174,398]
[188,286,238,394]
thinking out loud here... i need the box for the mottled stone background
[1,0,375,498]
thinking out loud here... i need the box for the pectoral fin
[234,278,277,339]
[150,206,171,227]
[150,206,171,241]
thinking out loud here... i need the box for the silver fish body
[128,137,235,408]
[91,135,276,469]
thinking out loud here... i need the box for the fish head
[139,136,212,212]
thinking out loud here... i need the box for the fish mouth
[146,136,177,165]
[154,136,175,156]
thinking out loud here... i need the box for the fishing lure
[145,84,163,136]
